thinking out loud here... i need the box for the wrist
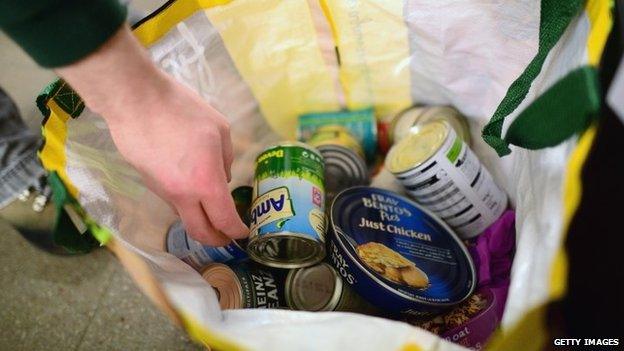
[56,25,169,123]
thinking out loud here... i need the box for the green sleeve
[0,0,127,68]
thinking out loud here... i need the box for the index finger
[200,158,249,240]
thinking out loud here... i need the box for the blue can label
[166,221,248,269]
[329,187,475,315]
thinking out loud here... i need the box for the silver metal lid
[286,262,343,311]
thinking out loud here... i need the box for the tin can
[248,142,327,268]
[308,125,369,203]
[386,121,507,239]
[391,106,471,145]
[329,187,476,316]
[285,262,379,313]
[201,262,287,309]
[165,220,248,270]
[166,186,252,269]
[308,125,365,158]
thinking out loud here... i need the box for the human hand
[57,26,248,246]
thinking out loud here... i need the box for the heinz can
[308,126,369,202]
[285,262,379,313]
[386,121,507,238]
[391,106,471,145]
[248,142,327,268]
[201,262,287,309]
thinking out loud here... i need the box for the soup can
[308,125,369,203]
[391,106,471,145]
[328,187,476,316]
[201,262,288,309]
[285,262,379,313]
[248,142,327,269]
[385,121,507,239]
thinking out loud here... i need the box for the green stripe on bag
[504,66,600,149]
[482,0,586,156]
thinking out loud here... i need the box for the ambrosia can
[285,262,379,313]
[308,125,369,202]
[391,106,471,145]
[248,142,327,268]
[201,262,287,309]
[386,121,507,239]
[329,187,476,316]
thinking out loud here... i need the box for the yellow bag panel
[321,0,412,117]
[206,0,342,138]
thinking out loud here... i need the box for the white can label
[396,128,507,238]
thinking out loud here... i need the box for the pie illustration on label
[356,242,429,288]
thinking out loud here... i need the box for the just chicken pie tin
[328,187,476,316]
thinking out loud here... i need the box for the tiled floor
[0,1,202,350]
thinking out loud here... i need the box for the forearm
[56,25,168,123]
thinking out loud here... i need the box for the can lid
[390,106,428,144]
[330,187,476,309]
[286,263,342,311]
[385,121,449,174]
[201,263,243,309]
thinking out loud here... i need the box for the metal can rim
[247,232,326,269]
[285,262,343,312]
[385,120,451,175]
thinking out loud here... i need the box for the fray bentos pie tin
[328,187,475,316]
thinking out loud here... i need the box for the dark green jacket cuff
[0,0,127,68]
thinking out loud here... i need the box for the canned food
[298,108,377,161]
[329,187,476,316]
[391,106,471,145]
[408,288,498,350]
[166,220,248,270]
[386,121,507,239]
[285,262,378,313]
[248,142,327,268]
[201,262,287,309]
[165,186,252,270]
[308,125,365,158]
[308,125,369,202]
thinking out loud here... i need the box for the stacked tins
[166,109,508,326]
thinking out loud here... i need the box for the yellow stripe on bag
[320,0,411,118]
[39,100,79,198]
[585,0,613,66]
[206,0,341,138]
[134,0,232,46]
[550,125,597,298]
[180,313,247,351]
[486,126,598,351]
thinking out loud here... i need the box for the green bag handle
[482,0,590,156]
[47,172,100,253]
[504,66,601,149]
